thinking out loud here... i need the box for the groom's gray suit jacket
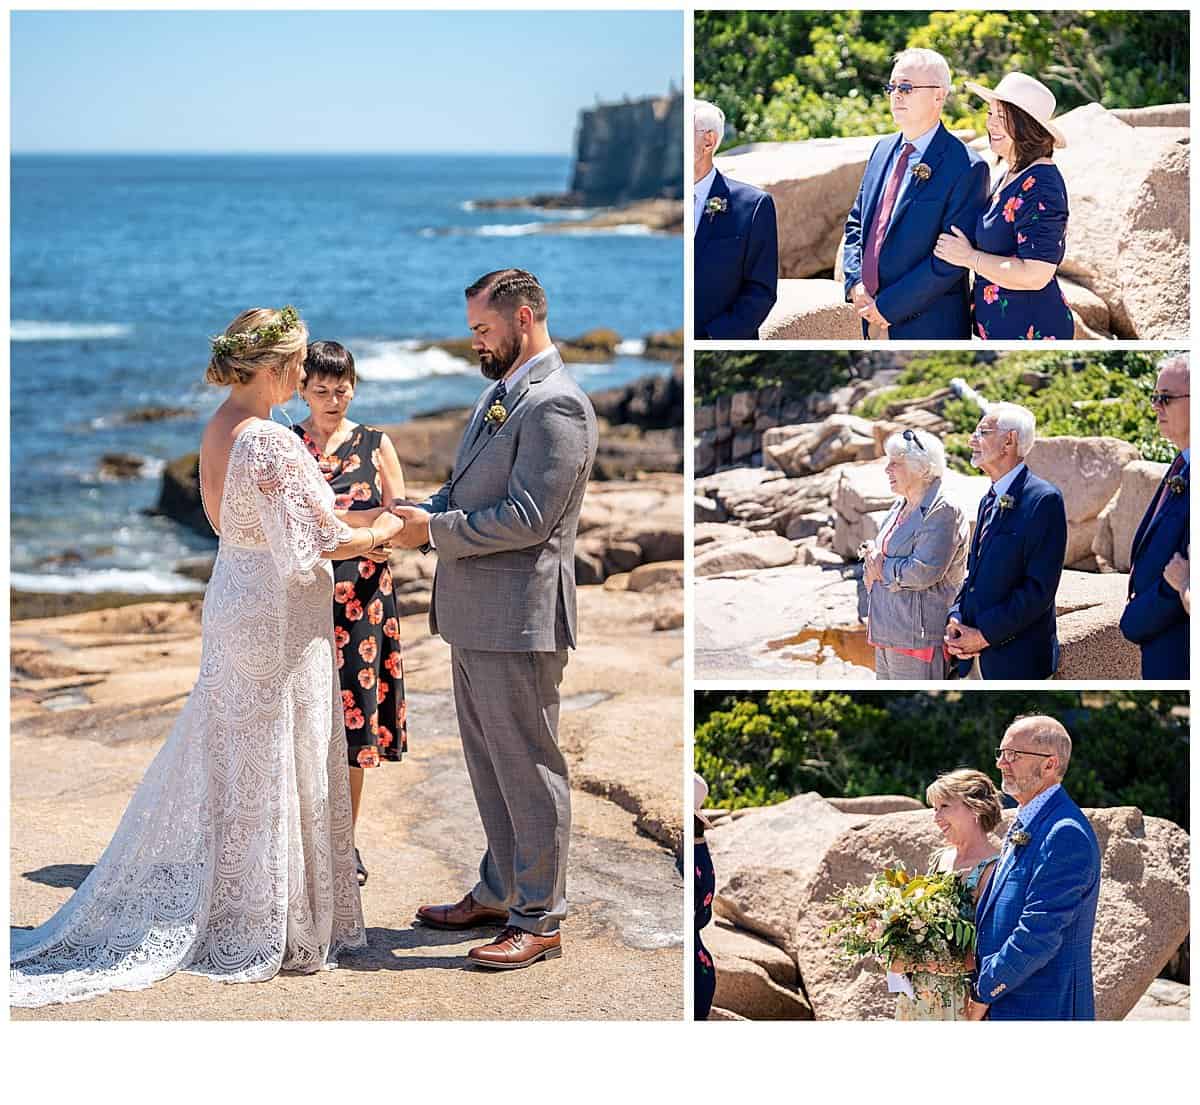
[425,349,598,651]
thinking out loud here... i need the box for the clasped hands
[860,542,886,590]
[851,283,889,330]
[384,500,432,549]
[945,615,989,658]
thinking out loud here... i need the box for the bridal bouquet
[825,865,976,1004]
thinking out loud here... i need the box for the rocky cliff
[570,92,683,205]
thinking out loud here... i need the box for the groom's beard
[478,334,522,381]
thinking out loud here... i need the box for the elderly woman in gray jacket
[863,429,969,679]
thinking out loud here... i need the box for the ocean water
[9,154,682,592]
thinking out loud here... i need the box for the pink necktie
[862,142,915,296]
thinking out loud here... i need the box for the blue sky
[11,10,683,154]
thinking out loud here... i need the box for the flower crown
[210,305,301,358]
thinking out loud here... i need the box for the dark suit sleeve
[843,170,869,300]
[873,158,990,327]
[703,192,778,340]
[427,395,591,559]
[975,820,1097,1003]
[1119,517,1190,643]
[973,489,1067,648]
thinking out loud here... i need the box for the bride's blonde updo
[206,305,308,387]
[925,768,1003,833]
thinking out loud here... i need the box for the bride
[11,306,408,1007]
[892,769,1001,1022]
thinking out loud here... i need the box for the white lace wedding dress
[11,419,367,1007]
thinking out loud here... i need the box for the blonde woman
[12,306,408,1007]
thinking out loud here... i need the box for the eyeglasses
[902,429,926,452]
[883,82,941,97]
[995,747,1055,764]
[1149,392,1190,408]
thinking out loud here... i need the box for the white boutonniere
[704,196,728,220]
[997,493,1016,512]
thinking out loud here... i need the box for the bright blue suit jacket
[694,169,778,339]
[952,466,1067,678]
[974,787,1100,1020]
[1119,457,1189,678]
[843,122,989,339]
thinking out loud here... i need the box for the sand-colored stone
[1025,435,1142,524]
[827,795,924,815]
[694,522,753,549]
[711,956,813,1021]
[1054,569,1140,678]
[765,414,877,477]
[694,534,797,577]
[759,280,861,340]
[1059,276,1112,337]
[1093,460,1168,572]
[705,920,798,988]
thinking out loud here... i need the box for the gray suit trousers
[451,646,570,934]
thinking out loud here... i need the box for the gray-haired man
[392,268,598,968]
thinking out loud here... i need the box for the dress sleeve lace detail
[245,421,353,582]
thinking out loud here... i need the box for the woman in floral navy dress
[934,73,1074,341]
[296,340,408,885]
[694,774,717,1020]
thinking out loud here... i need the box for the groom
[970,715,1101,1020]
[392,269,598,969]
[946,402,1067,678]
[842,48,989,338]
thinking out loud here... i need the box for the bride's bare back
[199,404,262,535]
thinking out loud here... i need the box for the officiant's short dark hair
[465,268,548,321]
[302,340,356,387]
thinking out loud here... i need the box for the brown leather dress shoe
[415,892,508,930]
[467,926,562,970]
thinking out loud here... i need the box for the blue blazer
[1119,457,1189,678]
[843,123,989,339]
[952,466,1067,678]
[974,787,1101,1020]
[694,169,778,339]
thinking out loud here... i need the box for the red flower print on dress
[345,599,364,622]
[977,323,988,339]
[1002,196,1023,223]
[350,481,372,502]
[1026,325,1036,339]
[367,598,384,625]
[334,581,356,604]
[358,667,376,690]
[334,626,350,648]
[983,284,1000,305]
[384,652,403,678]
[357,746,380,769]
[383,617,399,639]
[378,679,390,702]
[342,454,362,475]
[341,690,355,710]
[378,724,393,749]
[358,558,377,579]
[334,494,353,511]
[1021,175,1036,191]
[358,637,378,664]
[1037,202,1046,211]
[379,569,393,596]
[703,892,713,907]
[1016,232,1028,244]
[345,706,365,730]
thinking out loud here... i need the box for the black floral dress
[295,423,408,768]
[695,832,716,1020]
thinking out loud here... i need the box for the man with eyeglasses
[945,402,1067,678]
[843,48,989,340]
[1120,352,1190,677]
[969,715,1100,1020]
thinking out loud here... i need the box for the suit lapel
[695,169,730,256]
[1131,458,1188,561]
[977,788,1066,927]
[975,466,1030,567]
[862,133,904,238]
[883,122,951,244]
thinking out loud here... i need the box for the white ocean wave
[475,222,545,237]
[616,339,647,355]
[10,568,202,595]
[353,340,474,382]
[11,320,133,342]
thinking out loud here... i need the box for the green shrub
[694,691,1189,830]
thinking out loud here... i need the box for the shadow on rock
[23,863,94,889]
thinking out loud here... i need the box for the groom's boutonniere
[704,196,728,220]
[1168,474,1187,496]
[997,493,1016,512]
[911,162,932,183]
[484,403,508,427]
[1010,829,1031,847]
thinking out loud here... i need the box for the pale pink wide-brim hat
[964,71,1067,149]
[694,772,713,830]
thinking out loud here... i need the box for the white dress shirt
[888,121,940,206]
[693,165,717,236]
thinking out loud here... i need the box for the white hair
[892,47,952,90]
[694,99,726,140]
[884,428,946,483]
[989,401,1037,457]
[1158,351,1189,378]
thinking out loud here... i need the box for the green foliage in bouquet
[695,9,1189,146]
[694,690,1189,830]
[852,350,1174,464]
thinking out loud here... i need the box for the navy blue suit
[1119,456,1189,677]
[952,466,1067,678]
[843,122,989,339]
[694,169,778,339]
[974,787,1100,1020]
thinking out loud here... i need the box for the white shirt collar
[694,165,717,201]
[503,345,556,391]
[991,461,1026,498]
[1014,782,1061,821]
[904,121,940,159]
